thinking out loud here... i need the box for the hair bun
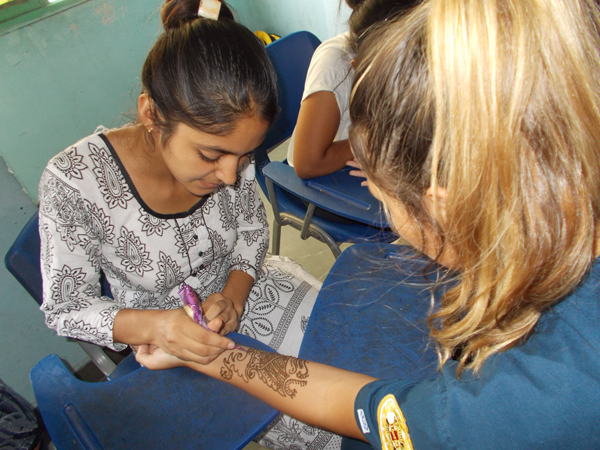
[161,0,234,30]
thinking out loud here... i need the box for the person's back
[348,0,600,445]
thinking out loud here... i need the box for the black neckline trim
[98,133,209,220]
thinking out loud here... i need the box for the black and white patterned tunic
[38,132,285,351]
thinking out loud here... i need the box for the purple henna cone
[178,283,246,351]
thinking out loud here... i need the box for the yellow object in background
[254,30,281,46]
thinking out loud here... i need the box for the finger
[135,344,150,356]
[177,342,228,365]
[349,170,367,177]
[212,315,237,335]
[346,160,361,168]
[361,180,369,186]
[135,351,151,365]
[136,347,185,370]
[204,301,227,322]
[185,326,236,354]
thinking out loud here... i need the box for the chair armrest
[263,162,389,228]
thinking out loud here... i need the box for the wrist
[222,270,254,316]
[114,308,162,346]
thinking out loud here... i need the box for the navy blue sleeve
[354,270,600,449]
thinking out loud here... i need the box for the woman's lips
[198,179,220,189]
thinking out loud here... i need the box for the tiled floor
[0,140,350,449]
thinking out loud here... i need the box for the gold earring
[148,127,154,134]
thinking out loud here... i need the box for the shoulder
[304,33,353,98]
[355,267,600,449]
[310,33,352,69]
[39,132,123,214]
[43,133,113,184]
[315,32,352,56]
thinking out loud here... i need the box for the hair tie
[198,0,221,20]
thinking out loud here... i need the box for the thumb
[206,317,223,333]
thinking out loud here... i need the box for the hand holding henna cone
[179,283,246,351]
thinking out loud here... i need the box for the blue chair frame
[255,31,396,259]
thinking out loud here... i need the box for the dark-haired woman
[38,1,336,447]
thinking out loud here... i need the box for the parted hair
[350,0,600,374]
[141,0,278,144]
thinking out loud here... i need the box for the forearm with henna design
[220,348,309,398]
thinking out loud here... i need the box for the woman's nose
[215,156,238,185]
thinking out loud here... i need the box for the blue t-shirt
[354,260,600,449]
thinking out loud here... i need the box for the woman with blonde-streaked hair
[136,0,600,448]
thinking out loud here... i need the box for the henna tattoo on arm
[220,348,309,398]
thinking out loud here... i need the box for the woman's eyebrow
[199,145,255,156]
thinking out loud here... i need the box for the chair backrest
[4,213,43,304]
[254,30,322,194]
[5,212,112,306]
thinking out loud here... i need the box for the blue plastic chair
[299,243,444,380]
[4,212,119,376]
[255,31,396,259]
[31,333,278,450]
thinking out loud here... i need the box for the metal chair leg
[77,341,117,377]
[272,221,281,255]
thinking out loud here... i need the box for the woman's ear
[425,185,447,219]
[425,185,447,201]
[138,94,155,131]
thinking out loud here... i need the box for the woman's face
[159,115,269,197]
[367,179,456,267]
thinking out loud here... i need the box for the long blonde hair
[350,0,600,374]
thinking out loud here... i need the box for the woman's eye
[199,152,219,163]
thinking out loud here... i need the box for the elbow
[293,159,322,179]
[294,165,317,179]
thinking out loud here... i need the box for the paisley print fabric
[38,131,312,352]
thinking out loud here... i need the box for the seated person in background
[137,0,600,448]
[289,0,419,179]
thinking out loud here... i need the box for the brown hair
[351,0,600,374]
[141,0,278,144]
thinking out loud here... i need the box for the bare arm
[136,345,375,440]
[293,91,354,179]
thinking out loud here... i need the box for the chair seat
[263,162,390,228]
[255,31,396,257]
[31,333,279,450]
